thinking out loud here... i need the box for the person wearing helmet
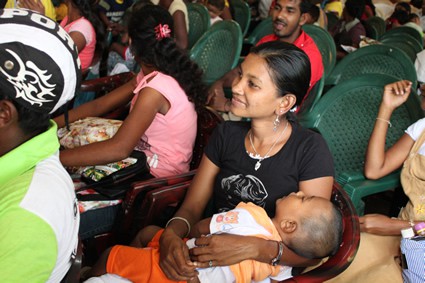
[0,8,81,282]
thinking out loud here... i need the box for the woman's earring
[273,114,280,132]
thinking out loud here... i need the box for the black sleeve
[298,131,335,181]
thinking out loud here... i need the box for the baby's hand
[382,80,412,110]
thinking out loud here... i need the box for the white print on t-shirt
[220,174,268,211]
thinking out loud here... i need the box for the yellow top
[6,0,57,21]
[324,1,343,18]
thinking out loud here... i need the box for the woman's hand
[19,0,45,15]
[159,229,198,281]
[190,234,259,267]
[381,80,412,111]
[207,82,229,112]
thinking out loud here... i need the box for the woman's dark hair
[395,2,411,14]
[70,0,105,56]
[0,93,49,136]
[127,4,207,111]
[249,41,311,107]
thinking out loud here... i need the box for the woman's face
[230,53,282,119]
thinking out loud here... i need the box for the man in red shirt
[208,0,323,112]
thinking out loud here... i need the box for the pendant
[255,160,261,171]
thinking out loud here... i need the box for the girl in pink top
[60,0,104,72]
[55,4,207,178]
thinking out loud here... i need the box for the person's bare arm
[299,176,333,200]
[158,156,220,281]
[19,0,45,14]
[53,77,137,128]
[360,214,415,235]
[364,80,415,179]
[172,10,188,49]
[59,84,166,166]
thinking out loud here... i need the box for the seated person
[54,4,207,239]
[203,0,225,25]
[330,0,366,60]
[86,191,343,282]
[305,3,320,25]
[405,13,424,38]
[97,0,134,37]
[0,9,80,282]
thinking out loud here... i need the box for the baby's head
[273,192,343,260]
[205,0,225,19]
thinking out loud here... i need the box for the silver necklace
[249,121,289,171]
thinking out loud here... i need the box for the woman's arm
[53,78,136,128]
[172,10,188,49]
[360,214,415,236]
[158,156,220,281]
[299,176,333,200]
[68,31,87,55]
[59,84,167,166]
[364,80,415,179]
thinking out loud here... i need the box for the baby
[86,191,343,283]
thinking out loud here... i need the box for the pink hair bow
[154,24,171,40]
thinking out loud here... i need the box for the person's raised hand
[19,0,45,15]
[207,82,229,112]
[159,229,198,281]
[382,80,412,111]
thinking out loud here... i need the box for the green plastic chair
[380,36,422,62]
[243,16,273,46]
[229,0,251,37]
[189,20,242,85]
[187,3,211,49]
[325,44,417,90]
[380,26,424,48]
[366,16,386,38]
[299,74,424,215]
[302,24,337,80]
[363,20,379,40]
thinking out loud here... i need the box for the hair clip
[154,24,171,40]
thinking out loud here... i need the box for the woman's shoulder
[406,117,425,141]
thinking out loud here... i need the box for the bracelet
[271,241,284,266]
[376,117,392,127]
[165,217,191,238]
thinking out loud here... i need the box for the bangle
[271,241,284,266]
[165,217,191,238]
[376,117,392,127]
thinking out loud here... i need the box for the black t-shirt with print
[205,120,334,217]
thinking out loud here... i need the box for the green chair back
[187,3,211,49]
[363,20,379,40]
[244,17,273,46]
[325,44,417,89]
[380,36,422,62]
[299,74,424,214]
[229,0,251,37]
[366,16,386,38]
[380,26,423,48]
[189,20,242,85]
[302,24,337,80]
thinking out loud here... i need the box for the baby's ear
[280,219,297,233]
